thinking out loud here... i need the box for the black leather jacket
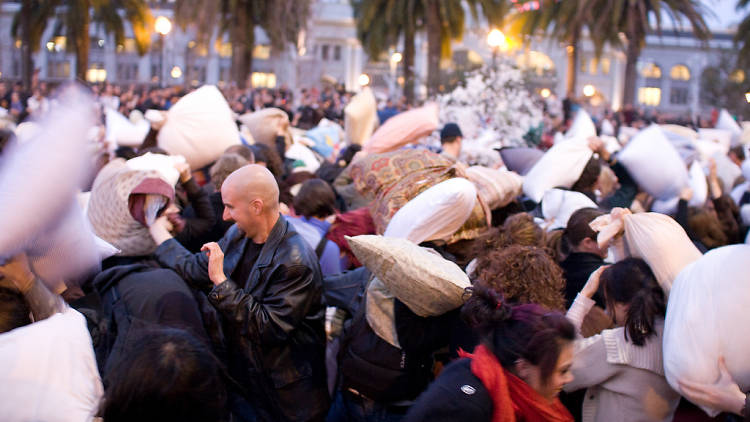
[155,215,329,421]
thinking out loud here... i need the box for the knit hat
[440,122,463,141]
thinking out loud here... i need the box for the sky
[702,0,747,30]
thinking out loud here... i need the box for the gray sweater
[565,294,680,422]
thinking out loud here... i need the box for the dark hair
[248,143,284,180]
[564,207,603,248]
[462,285,575,382]
[101,328,228,422]
[687,207,728,250]
[571,157,601,193]
[601,258,665,346]
[293,179,337,218]
[210,153,249,190]
[473,245,566,311]
[224,144,255,163]
[440,135,460,145]
[730,145,746,162]
[0,286,31,333]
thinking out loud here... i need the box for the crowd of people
[1,76,750,422]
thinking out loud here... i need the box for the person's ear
[251,198,264,215]
[514,358,533,381]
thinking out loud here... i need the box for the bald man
[149,164,329,421]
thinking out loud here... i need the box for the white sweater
[564,294,680,422]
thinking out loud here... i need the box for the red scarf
[459,345,573,422]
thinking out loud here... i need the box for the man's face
[221,183,258,237]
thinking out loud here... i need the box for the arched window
[640,63,662,79]
[730,69,746,84]
[517,51,556,77]
[670,65,691,81]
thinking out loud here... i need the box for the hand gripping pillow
[464,166,523,210]
[158,85,240,169]
[664,245,750,416]
[522,136,593,203]
[363,103,439,154]
[384,178,477,244]
[617,125,689,200]
[344,87,378,145]
[590,209,702,295]
[347,235,471,317]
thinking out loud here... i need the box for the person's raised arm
[0,253,65,321]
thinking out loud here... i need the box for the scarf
[459,345,573,422]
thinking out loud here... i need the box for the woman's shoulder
[404,358,493,422]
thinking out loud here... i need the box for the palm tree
[352,0,509,99]
[588,0,710,106]
[175,0,311,88]
[352,0,422,103]
[12,0,153,83]
[511,0,590,98]
[736,0,750,67]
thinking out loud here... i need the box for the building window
[47,59,71,79]
[116,63,139,81]
[730,69,746,84]
[670,65,690,81]
[253,45,270,60]
[638,87,661,106]
[321,44,329,61]
[600,58,610,75]
[640,63,662,79]
[216,41,232,58]
[670,87,689,105]
[334,45,342,61]
[588,58,598,75]
[251,72,277,88]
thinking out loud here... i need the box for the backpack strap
[314,225,331,259]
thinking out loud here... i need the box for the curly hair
[471,213,544,257]
[473,244,566,311]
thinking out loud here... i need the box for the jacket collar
[254,214,288,269]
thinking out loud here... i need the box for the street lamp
[155,16,172,87]
[389,52,402,98]
[746,92,750,103]
[583,84,596,97]
[358,73,370,87]
[487,29,506,67]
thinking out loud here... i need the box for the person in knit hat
[440,122,463,162]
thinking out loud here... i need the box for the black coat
[404,358,492,422]
[155,216,329,422]
[559,252,605,308]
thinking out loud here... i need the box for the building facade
[0,0,742,116]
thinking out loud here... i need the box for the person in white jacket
[564,258,680,422]
[0,254,103,422]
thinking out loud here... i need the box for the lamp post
[155,16,172,87]
[487,29,506,68]
[746,92,750,103]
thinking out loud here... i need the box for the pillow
[384,178,477,243]
[0,87,99,292]
[347,235,471,317]
[618,125,689,200]
[664,245,750,416]
[464,166,523,210]
[541,189,597,231]
[344,87,378,145]
[522,136,593,203]
[238,107,292,149]
[363,103,439,153]
[105,108,150,147]
[590,209,702,296]
[157,85,240,169]
[565,109,596,140]
[498,147,544,176]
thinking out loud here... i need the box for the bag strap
[314,225,331,259]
